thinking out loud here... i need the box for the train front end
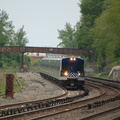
[60,57,84,89]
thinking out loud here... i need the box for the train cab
[60,57,84,88]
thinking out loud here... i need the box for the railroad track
[0,72,88,119]
[80,106,120,120]
[0,79,112,120]
[25,80,119,120]
[0,87,68,109]
[0,88,88,120]
[0,76,119,120]
[86,76,120,90]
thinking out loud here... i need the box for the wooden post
[5,74,14,98]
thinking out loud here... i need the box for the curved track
[1,76,119,120]
[27,81,119,120]
[0,73,88,119]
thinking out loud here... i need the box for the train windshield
[69,63,76,72]
[62,62,77,72]
[62,58,84,72]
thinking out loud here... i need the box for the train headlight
[63,71,69,76]
[78,72,84,76]
[78,72,81,76]
[70,58,73,61]
[73,58,76,61]
[70,57,76,61]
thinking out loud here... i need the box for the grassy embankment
[86,72,109,79]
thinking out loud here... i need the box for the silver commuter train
[40,57,85,89]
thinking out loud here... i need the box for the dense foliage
[90,0,120,67]
[0,10,29,68]
[57,0,120,67]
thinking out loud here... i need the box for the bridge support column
[20,52,25,72]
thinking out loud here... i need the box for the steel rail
[80,106,120,120]
[0,86,68,109]
[0,83,105,120]
[1,81,117,120]
[26,81,120,120]
[0,88,87,119]
[1,77,119,120]
[0,73,69,110]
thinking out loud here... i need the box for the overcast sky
[0,0,81,47]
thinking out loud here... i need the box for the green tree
[75,22,91,49]
[75,0,105,50]
[102,0,113,10]
[57,23,78,48]
[0,10,14,46]
[13,26,28,46]
[90,0,120,66]
[80,0,104,27]
[0,10,14,67]
[0,10,29,68]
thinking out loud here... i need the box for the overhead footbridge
[0,46,91,55]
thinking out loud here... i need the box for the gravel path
[0,72,63,106]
